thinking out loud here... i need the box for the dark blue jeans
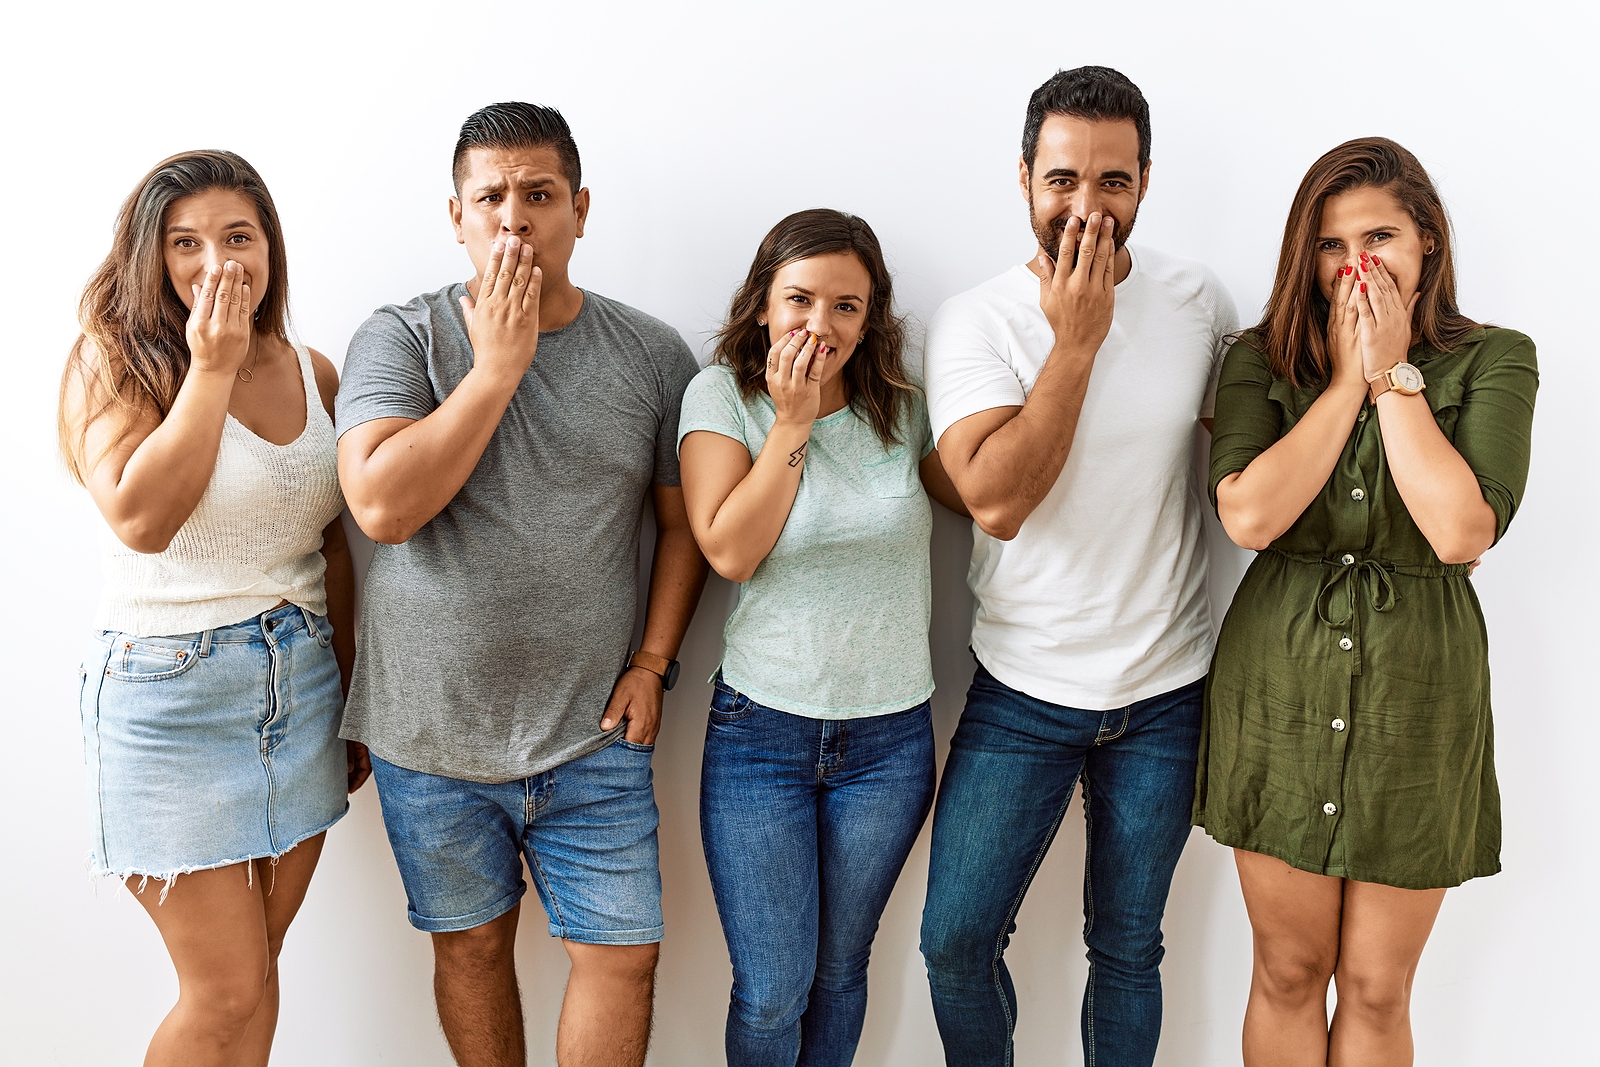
[920,665,1203,1067]
[701,675,936,1067]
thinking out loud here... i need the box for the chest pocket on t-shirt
[860,445,919,498]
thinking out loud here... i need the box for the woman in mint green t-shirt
[679,208,966,1067]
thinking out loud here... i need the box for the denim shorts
[370,737,663,943]
[79,603,348,889]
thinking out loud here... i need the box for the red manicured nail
[1372,255,1381,265]
[1360,282,1367,293]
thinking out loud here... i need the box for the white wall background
[3,2,1593,1063]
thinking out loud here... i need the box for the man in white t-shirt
[918,67,1238,1067]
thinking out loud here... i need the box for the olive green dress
[1193,327,1538,889]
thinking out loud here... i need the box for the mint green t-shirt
[677,365,936,718]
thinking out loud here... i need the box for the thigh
[525,739,663,946]
[702,700,822,990]
[259,832,327,948]
[1082,682,1204,930]
[370,755,528,934]
[131,862,270,991]
[1336,880,1445,980]
[924,671,1094,944]
[1234,849,1343,970]
[816,705,936,959]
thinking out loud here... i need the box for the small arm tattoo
[788,443,806,467]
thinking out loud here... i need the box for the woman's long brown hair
[58,150,290,483]
[1255,136,1481,386]
[713,208,914,447]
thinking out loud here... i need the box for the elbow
[347,501,416,546]
[704,549,757,585]
[113,517,176,555]
[1433,533,1495,566]
[968,503,1022,542]
[1217,507,1276,552]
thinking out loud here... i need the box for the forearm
[320,515,357,695]
[341,367,520,543]
[639,524,710,658]
[101,369,235,551]
[1376,392,1497,562]
[697,422,810,581]
[957,345,1094,537]
[1217,382,1366,549]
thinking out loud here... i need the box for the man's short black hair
[1022,67,1151,174]
[452,102,582,195]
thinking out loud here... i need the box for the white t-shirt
[924,244,1239,710]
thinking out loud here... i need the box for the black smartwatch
[628,651,680,691]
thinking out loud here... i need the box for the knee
[186,965,269,1033]
[1254,947,1336,1008]
[1335,966,1411,1027]
[432,921,517,976]
[730,975,809,1034]
[568,941,659,991]
[811,948,870,994]
[920,911,993,980]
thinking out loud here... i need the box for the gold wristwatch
[1366,361,1425,402]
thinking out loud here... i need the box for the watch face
[663,659,681,691]
[1393,363,1425,393]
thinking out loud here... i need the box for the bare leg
[432,905,525,1067]
[556,941,658,1067]
[1328,880,1445,1067]
[234,834,327,1066]
[132,864,268,1067]
[1234,849,1343,1067]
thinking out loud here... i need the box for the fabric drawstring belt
[1266,549,1472,676]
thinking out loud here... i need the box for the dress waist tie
[1265,549,1472,676]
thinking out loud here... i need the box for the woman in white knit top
[58,150,365,1067]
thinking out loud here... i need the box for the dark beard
[1030,198,1138,264]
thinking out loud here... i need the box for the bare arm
[1216,262,1367,549]
[1360,259,1496,563]
[338,238,542,545]
[71,262,254,552]
[937,213,1118,541]
[599,485,712,743]
[919,449,969,516]
[680,332,829,583]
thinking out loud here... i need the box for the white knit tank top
[95,342,347,637]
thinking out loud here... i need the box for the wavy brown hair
[713,208,913,447]
[58,150,290,483]
[1254,137,1481,387]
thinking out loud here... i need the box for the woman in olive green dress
[1196,137,1537,1067]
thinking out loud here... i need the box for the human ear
[574,187,591,239]
[1138,161,1152,204]
[449,196,465,245]
[1018,156,1031,201]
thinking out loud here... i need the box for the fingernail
[1372,255,1381,265]
[1360,282,1367,293]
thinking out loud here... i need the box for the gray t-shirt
[677,365,935,718]
[336,284,698,782]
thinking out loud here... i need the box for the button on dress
[1193,328,1538,889]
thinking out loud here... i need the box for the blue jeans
[701,675,936,1067]
[369,738,662,943]
[920,665,1203,1067]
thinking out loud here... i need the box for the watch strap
[1366,366,1394,402]
[629,650,676,686]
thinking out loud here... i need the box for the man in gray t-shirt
[336,102,707,1067]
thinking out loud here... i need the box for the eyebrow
[474,176,557,195]
[784,284,866,303]
[1040,167,1136,182]
[1316,223,1408,240]
[167,220,258,234]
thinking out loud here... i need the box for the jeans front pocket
[708,676,754,723]
[104,633,205,682]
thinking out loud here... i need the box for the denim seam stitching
[525,845,568,938]
[1082,769,1098,1067]
[991,779,1079,1065]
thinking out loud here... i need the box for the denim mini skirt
[78,603,348,888]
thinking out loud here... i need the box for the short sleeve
[923,300,1027,443]
[1452,332,1539,543]
[651,332,701,487]
[1207,337,1282,509]
[335,306,438,437]
[677,366,752,456]
[910,390,934,459]
[1199,273,1243,420]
